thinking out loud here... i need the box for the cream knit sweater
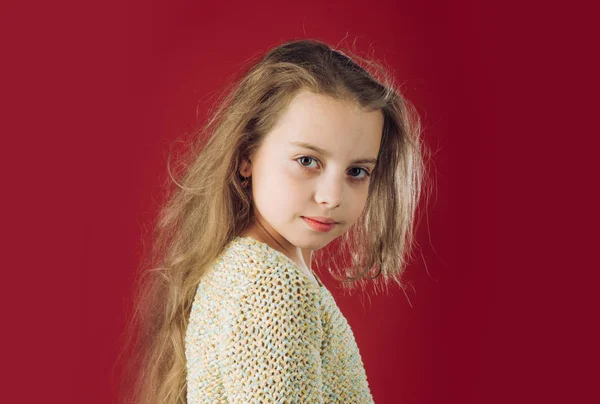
[184,236,374,403]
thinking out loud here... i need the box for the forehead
[265,90,384,156]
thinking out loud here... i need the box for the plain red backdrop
[1,0,598,403]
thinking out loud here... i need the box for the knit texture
[184,236,374,403]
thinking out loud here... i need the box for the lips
[303,216,337,224]
[302,217,336,232]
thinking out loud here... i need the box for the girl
[122,38,427,403]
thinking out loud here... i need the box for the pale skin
[239,89,384,286]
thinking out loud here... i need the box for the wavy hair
[118,38,430,403]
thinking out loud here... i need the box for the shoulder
[217,237,321,319]
[219,236,319,294]
[220,238,324,354]
[193,236,320,314]
[199,236,324,343]
[216,239,326,401]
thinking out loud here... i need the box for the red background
[2,0,598,403]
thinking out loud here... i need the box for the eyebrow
[290,141,378,166]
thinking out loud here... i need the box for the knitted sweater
[184,236,374,403]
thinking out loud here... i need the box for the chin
[297,236,334,251]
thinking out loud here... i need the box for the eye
[296,156,319,169]
[295,156,371,182]
[348,167,371,181]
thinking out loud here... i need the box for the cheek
[283,162,307,181]
[253,166,304,216]
[274,167,307,203]
[347,188,369,219]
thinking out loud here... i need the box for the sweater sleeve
[219,265,324,403]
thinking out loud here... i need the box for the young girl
[122,38,426,403]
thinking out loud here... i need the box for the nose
[314,171,343,208]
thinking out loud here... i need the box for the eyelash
[295,155,371,182]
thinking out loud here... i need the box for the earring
[242,176,250,188]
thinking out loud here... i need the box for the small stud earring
[242,176,250,188]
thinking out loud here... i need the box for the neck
[301,248,313,271]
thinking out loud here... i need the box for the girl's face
[241,89,384,253]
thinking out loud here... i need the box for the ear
[239,157,252,177]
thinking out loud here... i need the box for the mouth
[301,216,337,232]
[301,216,338,224]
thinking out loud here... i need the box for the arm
[220,273,324,403]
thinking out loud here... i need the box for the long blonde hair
[118,38,430,403]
